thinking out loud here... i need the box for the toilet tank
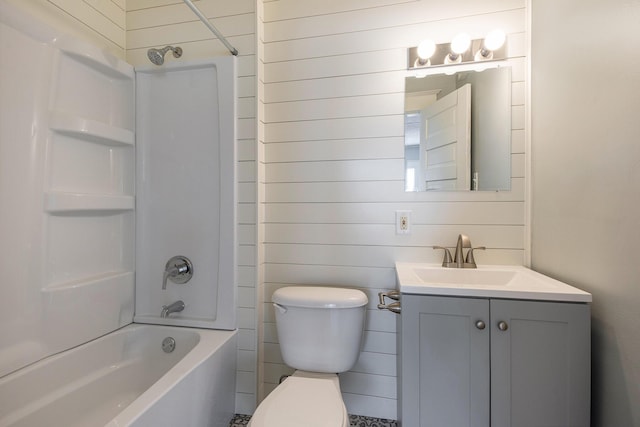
[272,286,368,373]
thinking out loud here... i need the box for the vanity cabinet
[398,294,590,427]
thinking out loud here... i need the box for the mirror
[404,66,512,191]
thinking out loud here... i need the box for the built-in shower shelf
[55,36,134,81]
[45,192,134,213]
[50,111,134,146]
[42,271,134,294]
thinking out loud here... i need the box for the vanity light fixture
[408,29,507,70]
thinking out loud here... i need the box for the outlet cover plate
[396,210,411,234]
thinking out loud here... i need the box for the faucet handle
[162,255,193,290]
[465,246,486,267]
[433,246,453,267]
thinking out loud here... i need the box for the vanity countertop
[396,262,592,302]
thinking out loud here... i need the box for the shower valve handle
[162,256,193,290]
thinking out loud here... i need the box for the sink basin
[414,268,516,287]
[396,262,592,302]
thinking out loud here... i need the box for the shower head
[147,46,183,65]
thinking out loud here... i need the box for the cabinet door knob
[475,320,486,330]
[497,321,509,331]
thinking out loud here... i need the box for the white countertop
[396,262,592,303]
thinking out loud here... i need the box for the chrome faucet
[161,300,185,318]
[433,234,486,268]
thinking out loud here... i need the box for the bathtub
[0,324,237,427]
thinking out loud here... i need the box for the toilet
[248,286,368,427]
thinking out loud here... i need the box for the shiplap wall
[7,0,126,58]
[262,0,527,419]
[47,0,125,53]
[256,0,267,409]
[125,0,259,414]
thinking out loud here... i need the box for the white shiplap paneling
[18,0,126,58]
[49,0,125,49]
[262,0,528,420]
[264,0,524,42]
[126,0,254,29]
[265,9,526,63]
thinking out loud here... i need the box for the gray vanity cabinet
[399,294,590,427]
[399,295,490,427]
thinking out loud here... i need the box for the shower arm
[183,0,238,56]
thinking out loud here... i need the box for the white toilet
[248,286,368,427]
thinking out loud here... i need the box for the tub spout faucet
[161,300,185,318]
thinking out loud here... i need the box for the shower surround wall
[2,0,242,413]
[1,0,258,416]
[0,0,135,377]
[125,0,259,414]
[134,58,237,330]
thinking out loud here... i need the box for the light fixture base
[408,37,507,70]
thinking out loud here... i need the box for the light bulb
[417,39,436,60]
[450,33,471,54]
[484,29,506,51]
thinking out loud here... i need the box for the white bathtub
[0,324,237,427]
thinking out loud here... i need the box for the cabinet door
[401,295,490,427]
[490,300,590,427]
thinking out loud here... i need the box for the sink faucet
[453,234,471,268]
[433,234,486,268]
[161,300,185,318]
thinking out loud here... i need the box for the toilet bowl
[248,286,368,427]
[248,371,348,427]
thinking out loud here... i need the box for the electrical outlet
[396,210,411,234]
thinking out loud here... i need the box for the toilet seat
[248,371,348,427]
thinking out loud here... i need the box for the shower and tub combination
[0,1,238,426]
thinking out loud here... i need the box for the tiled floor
[229,414,250,426]
[229,414,398,427]
[347,415,399,426]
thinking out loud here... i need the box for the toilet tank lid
[273,286,368,309]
